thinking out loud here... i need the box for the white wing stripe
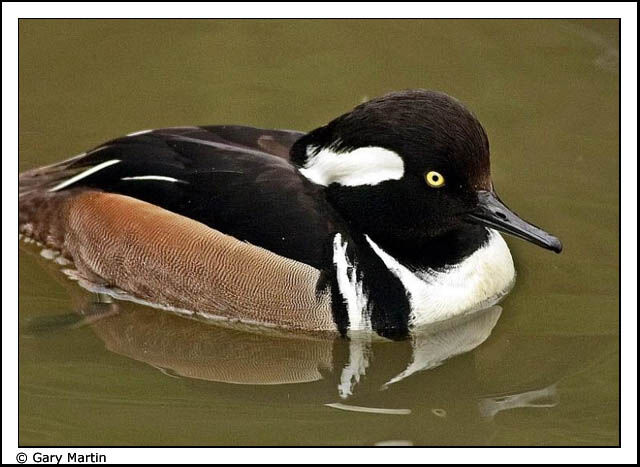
[121,175,187,183]
[126,129,153,137]
[48,159,121,192]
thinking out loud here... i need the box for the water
[18,19,619,446]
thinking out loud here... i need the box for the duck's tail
[19,155,87,249]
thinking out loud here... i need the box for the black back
[58,126,340,270]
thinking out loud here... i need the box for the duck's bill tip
[548,237,563,254]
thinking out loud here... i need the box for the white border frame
[3,2,637,464]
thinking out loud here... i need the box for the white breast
[366,229,515,329]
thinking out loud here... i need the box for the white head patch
[299,145,404,186]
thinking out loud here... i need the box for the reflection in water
[23,240,505,400]
[478,383,558,419]
[35,281,503,397]
[385,308,502,387]
[374,439,414,446]
[325,403,412,415]
[92,303,501,398]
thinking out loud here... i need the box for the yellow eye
[425,171,445,188]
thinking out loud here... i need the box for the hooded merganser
[18,90,562,340]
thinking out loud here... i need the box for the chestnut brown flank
[21,191,335,331]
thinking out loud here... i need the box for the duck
[18,89,562,340]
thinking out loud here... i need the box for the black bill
[466,190,562,253]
